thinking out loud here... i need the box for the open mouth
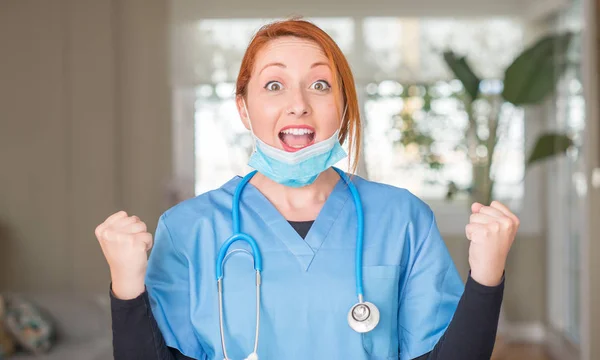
[278,126,316,152]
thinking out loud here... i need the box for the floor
[492,343,552,360]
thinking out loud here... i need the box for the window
[182,17,527,204]
[362,80,524,202]
[545,0,585,344]
[170,16,536,235]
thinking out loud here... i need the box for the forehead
[253,36,329,71]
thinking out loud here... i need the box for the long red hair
[235,18,361,173]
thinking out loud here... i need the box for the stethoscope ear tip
[245,352,259,360]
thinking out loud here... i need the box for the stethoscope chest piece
[347,301,380,333]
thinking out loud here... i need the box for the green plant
[441,32,575,205]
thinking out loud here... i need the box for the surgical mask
[242,100,348,188]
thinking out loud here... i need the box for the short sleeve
[398,210,465,360]
[145,213,205,359]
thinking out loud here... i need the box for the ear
[236,95,251,130]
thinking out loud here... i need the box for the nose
[285,89,311,117]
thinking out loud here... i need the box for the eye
[265,81,283,91]
[310,80,331,91]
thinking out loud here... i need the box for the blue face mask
[242,100,348,188]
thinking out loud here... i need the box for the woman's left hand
[466,201,520,286]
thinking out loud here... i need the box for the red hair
[235,18,362,174]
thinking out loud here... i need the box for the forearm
[111,286,194,360]
[423,272,504,360]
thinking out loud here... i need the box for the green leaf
[503,32,573,105]
[526,133,574,167]
[443,51,481,101]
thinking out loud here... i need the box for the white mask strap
[339,104,348,133]
[242,99,258,152]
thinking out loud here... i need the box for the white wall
[581,1,600,358]
[0,0,171,293]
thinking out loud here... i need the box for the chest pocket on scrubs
[360,265,402,360]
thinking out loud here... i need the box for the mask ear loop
[338,104,348,135]
[242,99,258,153]
[338,103,353,173]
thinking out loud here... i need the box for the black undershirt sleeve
[411,272,504,359]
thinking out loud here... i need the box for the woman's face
[237,36,343,152]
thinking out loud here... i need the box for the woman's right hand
[95,211,153,300]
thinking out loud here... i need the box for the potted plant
[441,32,575,205]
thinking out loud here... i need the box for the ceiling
[170,0,569,22]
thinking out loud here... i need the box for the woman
[96,19,518,360]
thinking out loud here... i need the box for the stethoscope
[215,167,379,360]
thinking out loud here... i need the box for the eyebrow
[310,62,330,69]
[258,61,330,75]
[259,62,285,75]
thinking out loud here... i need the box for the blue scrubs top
[146,173,465,360]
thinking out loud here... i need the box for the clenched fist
[466,201,520,287]
[95,211,153,299]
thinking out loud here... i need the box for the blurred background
[0,0,599,359]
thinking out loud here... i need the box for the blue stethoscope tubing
[216,169,263,278]
[216,168,364,293]
[215,167,379,360]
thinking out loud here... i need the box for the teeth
[281,128,314,135]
